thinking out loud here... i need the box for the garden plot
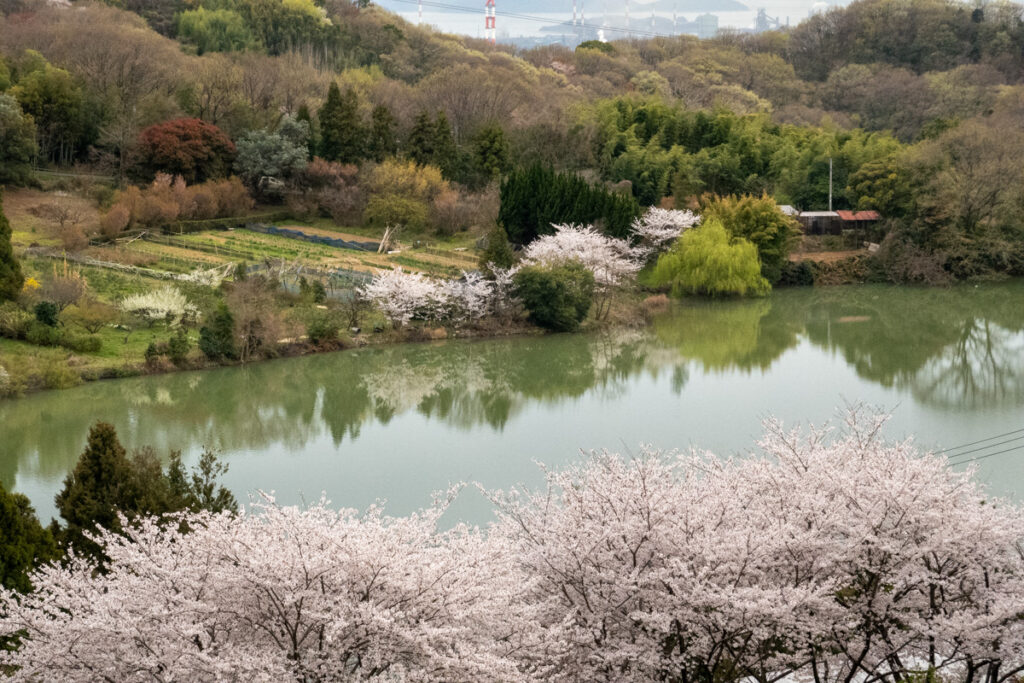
[146,229,480,279]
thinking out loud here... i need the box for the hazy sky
[372,0,842,36]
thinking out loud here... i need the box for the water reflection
[2,282,1023,511]
[0,330,670,492]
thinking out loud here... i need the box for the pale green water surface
[2,282,1023,523]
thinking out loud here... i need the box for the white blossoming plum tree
[119,286,199,327]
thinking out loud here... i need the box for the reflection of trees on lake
[913,319,1024,409]
[0,331,678,490]
[3,282,1022,492]
[653,282,1024,410]
[652,298,802,373]
[802,284,1024,409]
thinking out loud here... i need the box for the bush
[777,260,816,287]
[366,159,448,204]
[104,176,254,232]
[61,333,102,353]
[41,358,80,390]
[145,341,165,365]
[651,220,770,298]
[168,329,191,366]
[306,313,339,346]
[0,301,32,339]
[34,301,59,327]
[25,321,62,346]
[701,194,801,284]
[363,194,429,231]
[479,226,517,273]
[513,262,595,332]
[199,303,237,361]
[99,204,131,238]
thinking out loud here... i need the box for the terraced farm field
[130,227,483,279]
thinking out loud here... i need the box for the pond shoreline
[0,306,651,401]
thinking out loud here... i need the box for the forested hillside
[1,0,1024,282]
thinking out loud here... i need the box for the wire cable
[934,427,1024,455]
[944,435,1024,464]
[947,443,1024,467]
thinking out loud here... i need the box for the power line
[948,444,1024,467]
[945,435,1024,464]
[935,427,1024,455]
[384,0,677,39]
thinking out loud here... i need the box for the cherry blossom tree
[0,495,533,682]
[750,408,1024,683]
[360,269,513,328]
[521,224,642,319]
[4,409,1024,682]
[360,268,436,328]
[488,407,1024,682]
[630,207,701,259]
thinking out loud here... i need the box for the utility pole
[418,0,422,23]
[828,157,833,212]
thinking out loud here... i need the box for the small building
[836,210,881,232]
[778,205,800,217]
[798,211,841,235]
[798,210,882,236]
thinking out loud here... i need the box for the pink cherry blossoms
[3,408,1024,682]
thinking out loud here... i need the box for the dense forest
[1,0,1024,284]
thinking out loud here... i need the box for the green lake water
[2,282,1023,524]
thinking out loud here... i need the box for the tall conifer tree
[54,422,132,563]
[0,483,58,593]
[318,84,363,163]
[368,104,397,161]
[0,191,24,302]
[432,111,458,179]
[407,110,435,166]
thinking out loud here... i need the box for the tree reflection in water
[2,281,1022,503]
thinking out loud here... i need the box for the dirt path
[790,250,866,264]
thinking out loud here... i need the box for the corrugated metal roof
[837,210,881,221]
[778,205,799,216]
[800,211,840,218]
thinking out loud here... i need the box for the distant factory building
[696,14,718,39]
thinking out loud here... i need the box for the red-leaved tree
[137,118,236,184]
